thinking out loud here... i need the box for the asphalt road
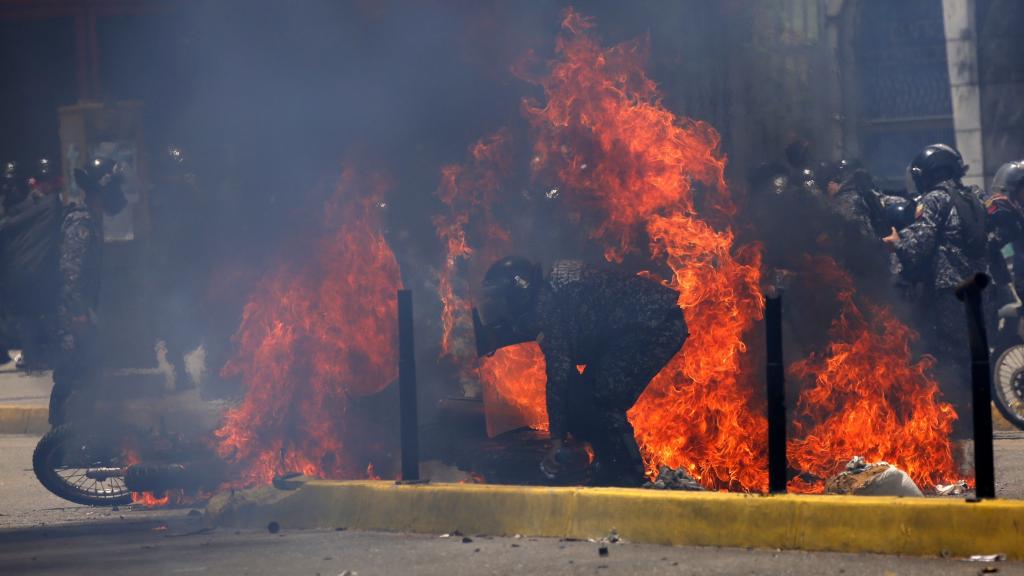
[4,520,1024,576]
[3,434,1024,575]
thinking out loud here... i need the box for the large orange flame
[519,9,767,490]
[215,169,401,486]
[432,9,963,493]
[435,130,514,358]
[787,257,960,492]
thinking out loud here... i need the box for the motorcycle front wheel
[32,424,132,506]
[992,344,1024,431]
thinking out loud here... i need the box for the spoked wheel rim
[35,425,133,506]
[994,344,1024,429]
[48,461,129,503]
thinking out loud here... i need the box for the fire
[132,492,171,508]
[435,129,514,357]
[518,9,766,490]
[366,462,381,481]
[787,257,960,492]
[432,8,962,493]
[434,10,767,488]
[477,343,548,435]
[215,169,401,486]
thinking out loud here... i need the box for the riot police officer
[883,144,988,415]
[985,161,1024,286]
[49,157,126,425]
[474,256,688,487]
[819,159,887,240]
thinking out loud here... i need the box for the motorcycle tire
[32,424,132,506]
[992,344,1024,431]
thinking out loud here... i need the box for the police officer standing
[984,160,1024,296]
[49,157,127,426]
[474,257,688,487]
[819,159,887,241]
[883,144,988,414]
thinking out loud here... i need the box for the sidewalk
[0,361,51,434]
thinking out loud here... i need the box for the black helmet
[160,145,189,173]
[749,161,789,195]
[1,160,28,206]
[883,196,917,231]
[472,256,543,357]
[33,155,56,182]
[908,143,967,193]
[167,145,186,165]
[74,157,118,189]
[74,157,127,215]
[819,159,866,185]
[35,156,54,180]
[992,161,1024,198]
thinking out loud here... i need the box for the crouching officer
[473,257,688,487]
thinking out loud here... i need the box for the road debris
[824,457,923,496]
[598,545,609,557]
[267,521,280,534]
[935,480,969,496]
[968,554,1006,562]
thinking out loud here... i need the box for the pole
[765,294,787,494]
[955,273,996,499]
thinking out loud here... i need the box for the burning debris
[788,258,961,493]
[824,456,923,497]
[643,466,704,491]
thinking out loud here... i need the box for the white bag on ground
[825,456,923,497]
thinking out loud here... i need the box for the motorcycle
[32,382,229,506]
[990,288,1024,430]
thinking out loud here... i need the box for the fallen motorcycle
[32,380,229,506]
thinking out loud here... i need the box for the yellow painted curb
[0,405,49,435]
[206,480,1024,559]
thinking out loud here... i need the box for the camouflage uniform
[49,201,101,425]
[828,183,877,242]
[536,261,687,486]
[893,180,988,415]
[984,192,1024,286]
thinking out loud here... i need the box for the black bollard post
[765,294,787,494]
[397,289,420,482]
[955,273,996,499]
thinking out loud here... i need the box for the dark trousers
[566,309,687,486]
[49,322,99,426]
[919,289,979,438]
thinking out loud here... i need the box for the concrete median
[206,479,1024,559]
[0,405,48,435]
